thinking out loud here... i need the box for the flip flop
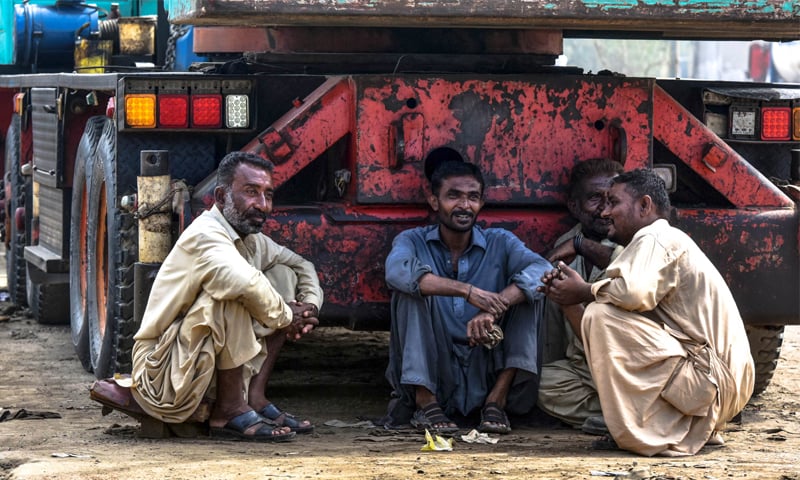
[259,403,314,434]
[591,434,621,451]
[581,416,609,436]
[210,410,296,443]
[478,402,512,434]
[410,402,460,435]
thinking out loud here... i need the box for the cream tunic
[584,219,754,456]
[131,206,322,423]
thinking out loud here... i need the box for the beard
[222,191,267,235]
[439,209,476,233]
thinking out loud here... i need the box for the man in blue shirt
[383,154,551,434]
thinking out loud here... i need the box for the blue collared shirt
[385,224,551,342]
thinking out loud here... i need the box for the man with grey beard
[131,151,323,442]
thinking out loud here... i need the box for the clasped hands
[465,287,508,347]
[537,261,590,306]
[285,301,319,341]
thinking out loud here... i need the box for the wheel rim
[96,182,108,341]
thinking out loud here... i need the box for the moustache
[246,210,268,221]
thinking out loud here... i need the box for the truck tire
[86,118,137,379]
[4,116,27,306]
[69,116,106,372]
[746,325,784,397]
[26,272,69,325]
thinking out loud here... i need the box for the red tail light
[158,94,189,128]
[760,107,791,141]
[191,94,222,128]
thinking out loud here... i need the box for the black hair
[567,158,624,200]
[429,159,485,196]
[424,147,466,182]
[217,151,275,190]
[612,168,671,217]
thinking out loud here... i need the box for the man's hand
[545,238,577,265]
[541,261,593,306]
[466,311,497,347]
[466,286,509,318]
[285,301,320,341]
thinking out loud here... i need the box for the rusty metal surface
[193,27,562,55]
[679,208,799,326]
[249,73,798,327]
[265,204,569,321]
[353,75,652,205]
[653,85,794,209]
[169,0,800,40]
[118,17,156,56]
[242,77,354,187]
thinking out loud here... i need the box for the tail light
[125,94,156,128]
[191,94,222,128]
[791,102,800,141]
[760,106,791,141]
[121,77,253,131]
[158,94,189,128]
[225,94,249,128]
[729,103,758,140]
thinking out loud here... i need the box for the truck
[1,0,798,398]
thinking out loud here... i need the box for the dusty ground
[1,303,799,480]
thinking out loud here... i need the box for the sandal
[410,402,459,435]
[259,403,314,434]
[478,402,511,434]
[210,410,296,443]
[591,434,620,451]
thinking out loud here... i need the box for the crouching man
[542,169,753,456]
[131,151,323,442]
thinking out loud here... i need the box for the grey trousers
[384,292,544,426]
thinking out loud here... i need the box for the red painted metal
[353,75,652,205]
[678,208,799,325]
[252,73,798,328]
[266,204,570,323]
[241,77,354,188]
[653,85,793,208]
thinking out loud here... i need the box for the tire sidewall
[69,116,106,372]
[86,118,120,378]
[4,115,28,306]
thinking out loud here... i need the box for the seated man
[383,153,551,435]
[542,169,754,456]
[538,158,623,429]
[131,151,323,442]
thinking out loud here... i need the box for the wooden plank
[167,0,800,40]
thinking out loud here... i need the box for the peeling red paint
[253,75,798,328]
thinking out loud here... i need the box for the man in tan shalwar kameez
[131,151,323,442]
[542,168,754,456]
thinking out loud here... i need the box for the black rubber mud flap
[26,269,69,325]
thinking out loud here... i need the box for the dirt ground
[1,305,799,479]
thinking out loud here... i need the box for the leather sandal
[410,402,459,434]
[478,402,511,434]
[259,403,314,434]
[209,410,296,443]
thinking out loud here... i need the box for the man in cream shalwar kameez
[131,152,322,441]
[544,169,753,456]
